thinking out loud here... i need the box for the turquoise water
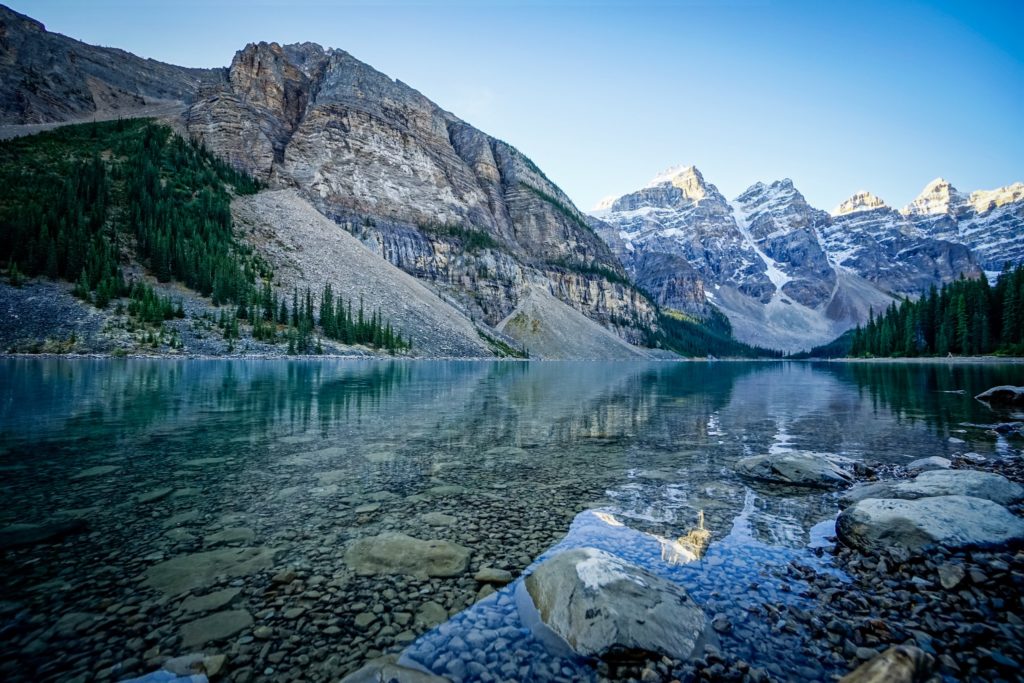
[1,359,1022,682]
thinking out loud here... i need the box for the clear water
[1,359,1022,682]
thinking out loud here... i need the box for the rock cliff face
[182,40,655,342]
[0,4,223,124]
[0,12,656,349]
[593,167,1002,352]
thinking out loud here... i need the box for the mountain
[899,178,1024,271]
[0,3,678,358]
[180,40,660,348]
[592,167,1010,352]
[822,190,978,298]
[0,6,222,125]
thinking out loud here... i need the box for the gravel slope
[497,284,651,360]
[233,190,493,358]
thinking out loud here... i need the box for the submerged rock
[836,495,1024,555]
[421,512,456,527]
[839,645,932,683]
[142,547,277,595]
[340,655,450,683]
[203,527,256,545]
[344,533,471,578]
[70,464,120,480]
[975,385,1024,407]
[137,487,174,504]
[180,587,242,613]
[734,451,856,489]
[840,470,1024,508]
[523,547,708,661]
[180,609,253,647]
[936,563,966,589]
[474,567,513,585]
[0,518,87,550]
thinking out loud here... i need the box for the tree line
[848,264,1024,357]
[249,283,410,354]
[1,119,412,354]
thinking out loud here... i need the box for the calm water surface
[1,359,1022,682]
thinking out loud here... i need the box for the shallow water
[1,359,1022,682]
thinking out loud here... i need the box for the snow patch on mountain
[729,200,791,292]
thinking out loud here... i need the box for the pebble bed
[0,359,1022,683]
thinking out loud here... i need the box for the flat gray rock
[840,469,1024,508]
[180,587,242,613]
[905,456,951,473]
[836,495,1024,555]
[421,512,456,527]
[474,567,514,584]
[523,547,707,660]
[180,609,253,647]
[734,451,855,489]
[414,601,448,628]
[71,465,120,480]
[345,533,471,578]
[143,547,276,595]
[137,487,174,504]
[204,527,255,545]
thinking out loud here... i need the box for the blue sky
[12,0,1024,212]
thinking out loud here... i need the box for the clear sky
[11,0,1024,213]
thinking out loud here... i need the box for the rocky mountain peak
[0,3,43,32]
[646,165,713,201]
[606,165,726,213]
[902,177,966,216]
[968,182,1024,214]
[734,178,815,219]
[833,191,889,216]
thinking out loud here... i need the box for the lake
[1,359,1022,682]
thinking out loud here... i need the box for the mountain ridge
[0,4,688,357]
[592,164,1023,352]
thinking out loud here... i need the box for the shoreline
[803,356,1024,365]
[2,352,1024,364]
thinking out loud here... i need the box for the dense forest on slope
[0,120,409,353]
[802,264,1024,358]
[650,308,783,358]
[0,119,264,305]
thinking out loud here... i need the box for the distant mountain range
[591,167,1023,351]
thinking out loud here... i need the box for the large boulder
[345,533,471,578]
[524,547,708,661]
[734,451,856,489]
[975,385,1024,407]
[840,469,1024,508]
[836,495,1024,555]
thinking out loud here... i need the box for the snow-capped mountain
[591,168,1016,352]
[900,179,1024,271]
